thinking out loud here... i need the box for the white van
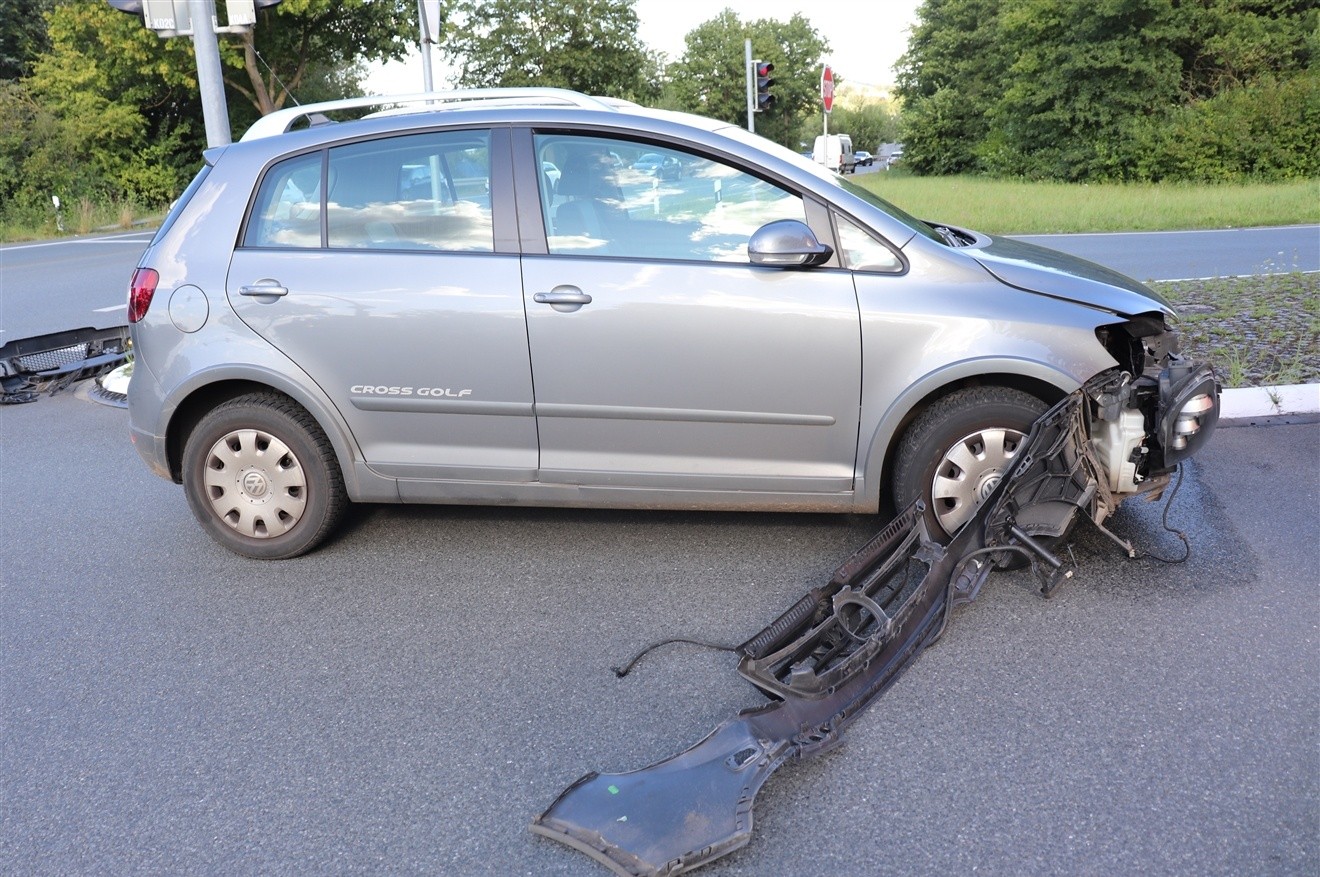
[813,133,855,174]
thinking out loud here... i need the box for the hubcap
[929,427,1027,536]
[202,429,306,539]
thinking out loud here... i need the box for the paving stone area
[1156,272,1320,387]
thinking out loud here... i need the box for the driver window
[535,134,805,262]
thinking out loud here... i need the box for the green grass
[854,173,1320,235]
[0,199,159,243]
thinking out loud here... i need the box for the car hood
[971,236,1172,317]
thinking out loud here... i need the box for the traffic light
[754,60,775,112]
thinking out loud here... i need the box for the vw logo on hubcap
[976,471,1002,501]
[242,470,269,498]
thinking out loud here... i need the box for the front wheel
[893,387,1048,540]
[182,393,347,559]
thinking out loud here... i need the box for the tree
[24,2,202,205]
[817,99,900,155]
[663,10,829,148]
[5,0,416,220]
[895,0,1316,181]
[1171,0,1316,99]
[895,0,1004,175]
[219,0,414,119]
[440,0,663,102]
[0,0,52,80]
[986,0,1182,180]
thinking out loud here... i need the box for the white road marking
[0,233,153,252]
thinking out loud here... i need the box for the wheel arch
[857,360,1078,514]
[162,368,364,495]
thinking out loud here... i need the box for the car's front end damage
[1088,314,1218,515]
[961,234,1219,519]
[533,359,1219,876]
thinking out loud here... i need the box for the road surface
[1,388,1315,876]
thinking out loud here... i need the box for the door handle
[534,287,592,312]
[238,280,289,297]
[534,290,592,305]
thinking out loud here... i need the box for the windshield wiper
[932,225,968,247]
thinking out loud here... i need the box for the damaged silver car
[124,89,1217,559]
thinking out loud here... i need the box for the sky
[365,0,923,94]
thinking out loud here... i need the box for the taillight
[127,267,159,323]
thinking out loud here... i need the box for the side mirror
[748,219,833,267]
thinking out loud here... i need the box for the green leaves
[899,0,1317,181]
[661,10,830,148]
[442,0,662,102]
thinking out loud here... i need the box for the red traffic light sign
[821,65,834,113]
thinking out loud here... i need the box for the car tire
[893,387,1048,540]
[182,393,347,559]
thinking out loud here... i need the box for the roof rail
[240,88,622,142]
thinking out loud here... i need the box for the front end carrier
[1090,315,1218,502]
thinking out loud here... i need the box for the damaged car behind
[124,88,1218,560]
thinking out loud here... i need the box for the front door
[522,133,861,498]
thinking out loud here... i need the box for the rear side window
[242,130,494,252]
[327,130,492,251]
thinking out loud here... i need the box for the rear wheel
[894,387,1048,540]
[182,393,346,559]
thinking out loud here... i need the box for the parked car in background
[885,149,904,169]
[813,133,855,174]
[854,150,874,167]
[125,88,1217,558]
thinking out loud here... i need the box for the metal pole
[745,39,754,133]
[189,0,231,146]
[417,0,435,92]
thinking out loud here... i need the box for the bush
[1127,72,1320,182]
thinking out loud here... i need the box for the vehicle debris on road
[533,369,1216,876]
[0,327,130,404]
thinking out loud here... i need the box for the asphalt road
[1,390,1315,876]
[1013,225,1320,283]
[0,231,153,346]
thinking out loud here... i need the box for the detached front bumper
[534,378,1170,875]
[0,326,130,403]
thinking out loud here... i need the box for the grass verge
[0,198,157,243]
[1154,272,1319,389]
[856,174,1320,234]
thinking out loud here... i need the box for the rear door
[227,127,539,484]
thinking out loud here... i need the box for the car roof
[240,88,724,142]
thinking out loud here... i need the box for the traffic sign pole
[821,64,833,146]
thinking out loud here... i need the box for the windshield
[833,175,947,245]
